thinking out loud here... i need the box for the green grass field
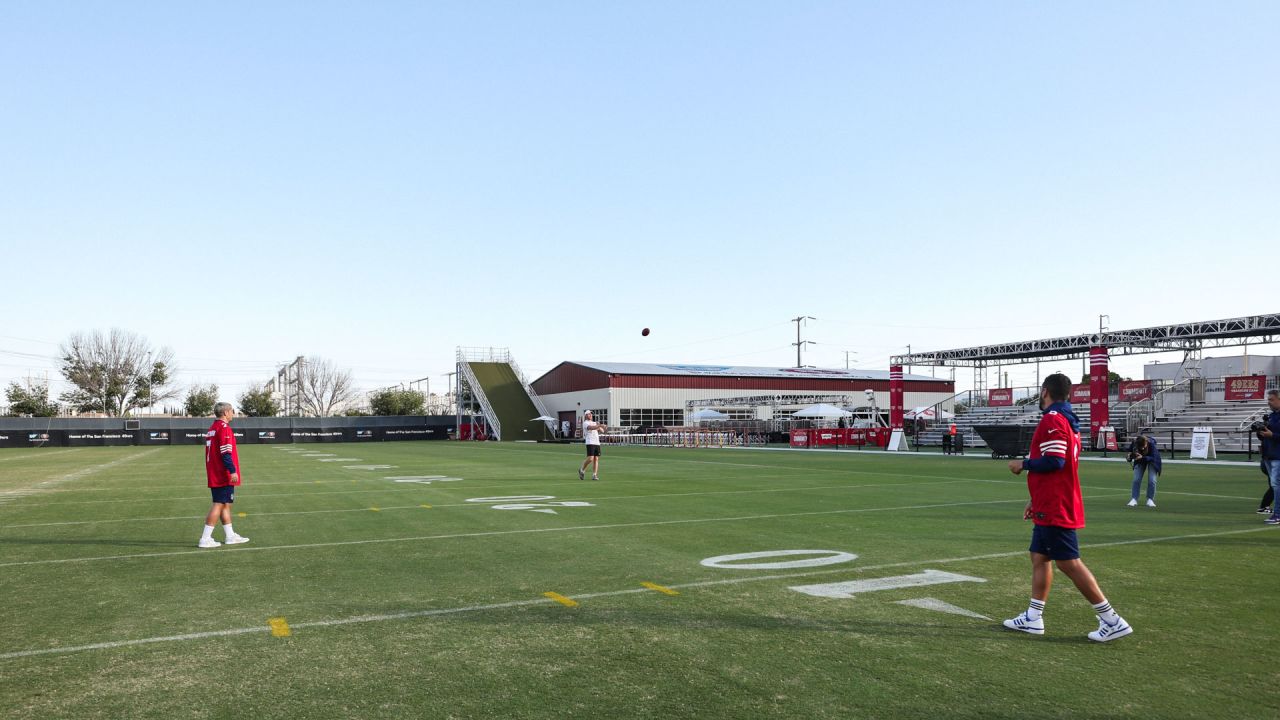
[0,442,1275,719]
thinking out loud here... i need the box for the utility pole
[791,316,815,368]
[843,351,857,371]
[905,344,912,375]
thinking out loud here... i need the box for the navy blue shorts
[210,486,235,504]
[1029,524,1080,560]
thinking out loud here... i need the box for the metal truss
[891,313,1280,368]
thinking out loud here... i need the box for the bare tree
[58,329,178,416]
[296,356,357,417]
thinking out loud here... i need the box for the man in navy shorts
[1003,374,1132,642]
[199,402,250,548]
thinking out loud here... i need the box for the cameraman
[1126,434,1161,508]
[1258,389,1280,525]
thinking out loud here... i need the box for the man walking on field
[1002,373,1132,642]
[199,402,250,548]
[578,410,605,481]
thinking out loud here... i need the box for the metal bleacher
[1139,400,1268,454]
[917,401,1131,452]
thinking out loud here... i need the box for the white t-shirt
[583,419,601,445]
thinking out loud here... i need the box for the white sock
[1092,599,1119,623]
[1027,598,1046,621]
[201,524,215,541]
[223,523,235,538]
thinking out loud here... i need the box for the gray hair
[1268,388,1280,399]
[213,402,234,417]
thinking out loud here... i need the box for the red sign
[790,430,810,447]
[988,388,1013,407]
[1118,380,1154,402]
[1225,375,1267,401]
[1070,385,1090,403]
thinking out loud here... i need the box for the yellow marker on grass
[236,512,247,518]
[370,507,381,512]
[420,504,432,509]
[641,582,679,596]
[267,617,291,637]
[543,591,578,607]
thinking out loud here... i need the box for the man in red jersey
[199,402,250,548]
[1002,373,1132,642]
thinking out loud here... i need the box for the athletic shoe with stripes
[1002,612,1044,635]
[1087,616,1133,642]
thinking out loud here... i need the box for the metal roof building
[531,361,955,432]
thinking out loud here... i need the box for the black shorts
[211,486,235,504]
[1029,524,1080,561]
[585,444,601,457]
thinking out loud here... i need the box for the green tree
[184,384,220,417]
[58,329,178,415]
[369,389,425,416]
[238,387,281,417]
[4,381,60,417]
[1081,372,1128,384]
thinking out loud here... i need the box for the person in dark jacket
[1258,389,1280,524]
[1126,434,1161,508]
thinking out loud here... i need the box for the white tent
[689,408,730,422]
[792,403,853,418]
[903,406,954,421]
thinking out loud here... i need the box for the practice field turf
[0,442,1275,719]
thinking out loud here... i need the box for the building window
[620,409,685,428]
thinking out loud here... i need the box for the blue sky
[1,1,1276,404]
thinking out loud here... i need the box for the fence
[0,416,457,448]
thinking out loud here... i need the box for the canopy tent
[903,406,954,421]
[689,408,730,422]
[792,403,853,418]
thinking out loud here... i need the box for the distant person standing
[1258,389,1280,525]
[578,410,606,481]
[1126,434,1161,508]
[200,402,249,548]
[943,422,955,455]
[1002,373,1132,642]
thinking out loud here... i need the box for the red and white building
[531,361,955,432]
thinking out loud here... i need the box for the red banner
[1089,347,1110,443]
[1070,385,1091,404]
[789,430,810,447]
[988,388,1013,407]
[1225,375,1267,401]
[1118,380,1154,402]
[889,365,905,429]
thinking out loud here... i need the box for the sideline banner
[1225,375,1266,401]
[1118,380,1154,403]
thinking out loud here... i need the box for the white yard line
[0,493,1133,569]
[0,449,84,463]
[0,449,163,505]
[1,523,1268,661]
[0,477,987,528]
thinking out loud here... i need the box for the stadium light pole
[843,351,857,371]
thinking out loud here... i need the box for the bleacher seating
[1139,400,1268,453]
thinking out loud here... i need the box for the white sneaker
[1087,616,1133,642]
[1126,499,1137,507]
[198,538,221,549]
[1146,499,1156,508]
[1002,612,1045,635]
[224,535,250,545]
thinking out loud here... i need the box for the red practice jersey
[204,419,241,488]
[1026,409,1084,529]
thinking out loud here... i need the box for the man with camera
[1126,434,1161,508]
[1256,388,1280,524]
